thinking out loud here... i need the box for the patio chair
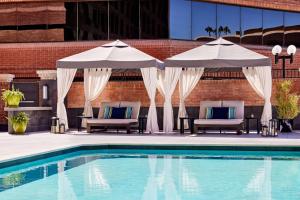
[194,100,244,134]
[86,101,141,134]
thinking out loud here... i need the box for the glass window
[169,0,191,40]
[263,10,284,46]
[217,4,241,43]
[191,1,216,41]
[140,0,168,39]
[65,3,78,41]
[284,12,300,47]
[241,7,263,45]
[109,0,139,39]
[77,2,108,41]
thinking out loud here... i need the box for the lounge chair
[194,100,244,134]
[86,101,141,134]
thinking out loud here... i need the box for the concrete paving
[1,130,300,162]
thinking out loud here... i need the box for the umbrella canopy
[165,38,271,68]
[57,40,163,69]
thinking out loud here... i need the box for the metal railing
[73,69,300,82]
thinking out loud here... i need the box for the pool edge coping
[2,143,300,169]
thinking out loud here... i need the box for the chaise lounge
[86,101,141,134]
[194,100,244,134]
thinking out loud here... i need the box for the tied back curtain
[242,66,272,125]
[57,68,77,130]
[158,67,182,133]
[141,67,159,133]
[178,68,204,129]
[82,68,112,127]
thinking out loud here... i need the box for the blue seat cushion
[212,107,229,119]
[110,107,127,119]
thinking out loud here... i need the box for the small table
[76,116,93,131]
[245,117,260,134]
[138,116,147,134]
[179,117,195,134]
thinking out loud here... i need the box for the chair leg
[126,126,131,134]
[87,125,91,133]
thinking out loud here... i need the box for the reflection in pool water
[0,151,300,200]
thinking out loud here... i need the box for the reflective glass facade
[170,0,300,46]
[64,0,168,41]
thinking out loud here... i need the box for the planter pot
[6,96,21,107]
[12,122,28,134]
[279,119,293,133]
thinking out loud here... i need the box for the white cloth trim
[57,68,77,130]
[158,67,182,133]
[177,68,204,129]
[141,67,159,133]
[82,68,111,127]
[243,66,272,125]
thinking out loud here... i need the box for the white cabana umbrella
[165,38,271,68]
[164,38,272,127]
[56,40,162,131]
[57,40,163,69]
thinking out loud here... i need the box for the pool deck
[1,130,300,162]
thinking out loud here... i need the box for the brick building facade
[1,0,300,129]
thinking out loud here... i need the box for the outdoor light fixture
[42,84,48,100]
[272,45,297,78]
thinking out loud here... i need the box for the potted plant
[1,85,24,107]
[276,80,300,132]
[7,112,30,134]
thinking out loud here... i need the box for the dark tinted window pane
[140,0,168,39]
[109,0,139,39]
[241,7,262,45]
[170,0,191,40]
[65,3,78,41]
[284,12,300,47]
[192,1,216,41]
[217,4,240,43]
[78,2,108,40]
[263,10,284,46]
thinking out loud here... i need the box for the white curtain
[82,68,112,127]
[158,67,182,133]
[242,66,272,125]
[177,68,204,129]
[141,67,159,133]
[57,68,77,130]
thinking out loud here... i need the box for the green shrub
[1,85,24,107]
[276,80,300,119]
[7,112,29,125]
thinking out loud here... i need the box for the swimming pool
[1,147,300,200]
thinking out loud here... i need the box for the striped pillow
[103,106,112,119]
[228,107,236,119]
[205,107,213,119]
[125,107,133,119]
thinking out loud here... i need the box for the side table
[76,116,93,131]
[245,117,260,134]
[179,117,195,134]
[138,116,147,134]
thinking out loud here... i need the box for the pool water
[1,149,300,200]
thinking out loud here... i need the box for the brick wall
[67,79,300,109]
[0,39,298,78]
[0,2,65,42]
[0,82,9,125]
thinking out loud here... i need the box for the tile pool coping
[3,143,300,169]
